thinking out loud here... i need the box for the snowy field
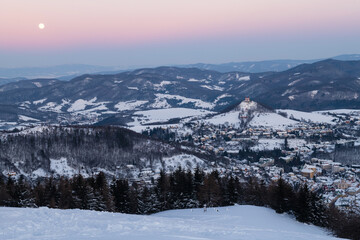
[277,109,336,124]
[0,205,341,240]
[250,112,298,129]
[206,111,241,126]
[128,108,214,131]
[251,138,307,151]
[316,109,360,114]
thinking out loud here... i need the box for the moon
[38,23,45,30]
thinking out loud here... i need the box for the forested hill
[0,126,213,179]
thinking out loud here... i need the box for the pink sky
[1,0,360,67]
[1,0,360,50]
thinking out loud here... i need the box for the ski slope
[0,205,341,240]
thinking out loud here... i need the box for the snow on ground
[277,109,336,124]
[153,154,206,173]
[50,157,77,178]
[206,101,260,126]
[68,98,97,112]
[33,98,47,105]
[250,113,298,130]
[316,109,360,114]
[13,125,49,135]
[0,205,340,240]
[38,99,71,113]
[206,104,299,129]
[153,81,174,90]
[38,102,60,112]
[150,97,172,108]
[130,108,214,126]
[214,94,232,103]
[0,122,18,128]
[288,95,295,101]
[49,157,89,178]
[31,168,49,178]
[237,75,250,81]
[188,78,205,82]
[127,86,139,90]
[33,82,42,87]
[18,115,40,122]
[67,97,109,113]
[251,138,307,151]
[200,85,224,91]
[310,90,318,98]
[154,94,215,109]
[74,105,109,116]
[114,100,149,111]
[206,112,241,126]
[236,100,258,112]
[288,79,302,86]
[130,123,181,133]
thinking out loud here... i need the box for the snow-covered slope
[277,109,336,124]
[132,108,214,125]
[206,111,241,125]
[0,205,340,240]
[250,112,298,129]
[206,100,298,129]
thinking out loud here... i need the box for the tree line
[0,126,183,178]
[0,168,359,239]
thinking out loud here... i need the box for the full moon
[38,23,45,30]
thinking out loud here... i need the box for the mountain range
[181,54,360,73]
[0,64,123,80]
[0,58,360,127]
[1,54,359,81]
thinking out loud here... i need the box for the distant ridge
[0,54,359,81]
[179,54,360,73]
[1,58,360,127]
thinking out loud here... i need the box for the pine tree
[193,167,204,199]
[93,172,113,211]
[5,176,17,206]
[72,175,89,209]
[225,175,237,205]
[269,178,293,213]
[155,169,170,210]
[58,177,73,209]
[44,177,58,208]
[198,171,222,206]
[136,186,155,214]
[284,137,289,150]
[111,179,131,213]
[0,176,11,206]
[14,175,35,207]
[34,181,46,207]
[309,191,328,227]
[295,184,311,223]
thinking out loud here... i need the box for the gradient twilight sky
[1,0,360,68]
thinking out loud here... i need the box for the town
[140,98,360,214]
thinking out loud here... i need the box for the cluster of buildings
[149,103,360,213]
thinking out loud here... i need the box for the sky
[1,0,360,68]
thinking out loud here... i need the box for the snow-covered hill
[206,99,298,129]
[0,205,341,240]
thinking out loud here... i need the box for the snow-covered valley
[0,205,341,240]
